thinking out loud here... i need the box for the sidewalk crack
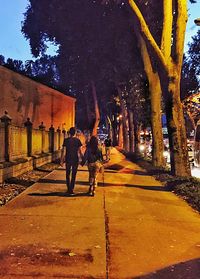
[103,191,110,279]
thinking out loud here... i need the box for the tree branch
[129,0,168,73]
[175,0,188,72]
[138,35,153,78]
[91,80,100,136]
[161,0,173,60]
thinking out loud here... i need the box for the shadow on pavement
[36,178,166,191]
[5,177,35,187]
[56,168,89,172]
[76,181,166,191]
[133,257,200,279]
[38,178,66,184]
[28,191,90,197]
[125,185,167,191]
[34,168,52,173]
[132,170,148,175]
[105,163,124,171]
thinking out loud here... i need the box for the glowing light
[191,167,200,178]
[163,151,169,158]
[139,144,145,152]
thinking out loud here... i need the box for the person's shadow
[28,191,90,198]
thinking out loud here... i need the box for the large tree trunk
[91,80,100,137]
[139,36,165,167]
[118,86,129,152]
[165,67,190,176]
[129,0,190,176]
[128,109,134,152]
[150,74,165,166]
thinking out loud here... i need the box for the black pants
[65,162,78,192]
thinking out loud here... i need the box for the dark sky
[0,0,199,61]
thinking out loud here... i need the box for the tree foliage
[0,54,60,91]
[22,0,149,131]
[187,30,200,78]
[181,54,199,100]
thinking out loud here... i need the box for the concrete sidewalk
[0,148,200,279]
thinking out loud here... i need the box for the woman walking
[82,136,103,196]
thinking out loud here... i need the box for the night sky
[0,0,199,62]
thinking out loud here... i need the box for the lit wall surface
[0,66,76,130]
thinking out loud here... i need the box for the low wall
[0,150,61,183]
[0,114,66,183]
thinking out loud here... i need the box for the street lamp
[194,18,200,26]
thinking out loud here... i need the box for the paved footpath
[0,148,200,279]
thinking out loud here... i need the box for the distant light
[191,167,200,178]
[139,144,145,152]
[163,151,169,158]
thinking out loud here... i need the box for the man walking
[104,136,112,161]
[60,127,82,195]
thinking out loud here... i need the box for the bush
[155,174,200,212]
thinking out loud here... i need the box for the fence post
[62,128,66,141]
[57,126,61,150]
[39,122,45,153]
[49,125,55,153]
[0,111,12,162]
[24,118,33,157]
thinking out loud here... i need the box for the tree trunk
[121,110,129,152]
[129,0,190,176]
[106,115,113,140]
[118,120,123,148]
[128,109,134,152]
[91,80,100,137]
[118,87,129,152]
[150,74,165,166]
[112,116,118,146]
[165,68,190,176]
[133,121,141,155]
[139,36,164,167]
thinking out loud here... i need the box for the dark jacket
[82,147,103,165]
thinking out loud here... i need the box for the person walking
[60,127,83,195]
[82,136,103,196]
[104,136,112,161]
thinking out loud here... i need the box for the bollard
[24,118,33,157]
[39,122,45,153]
[0,111,12,162]
[57,126,61,150]
[49,125,55,153]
